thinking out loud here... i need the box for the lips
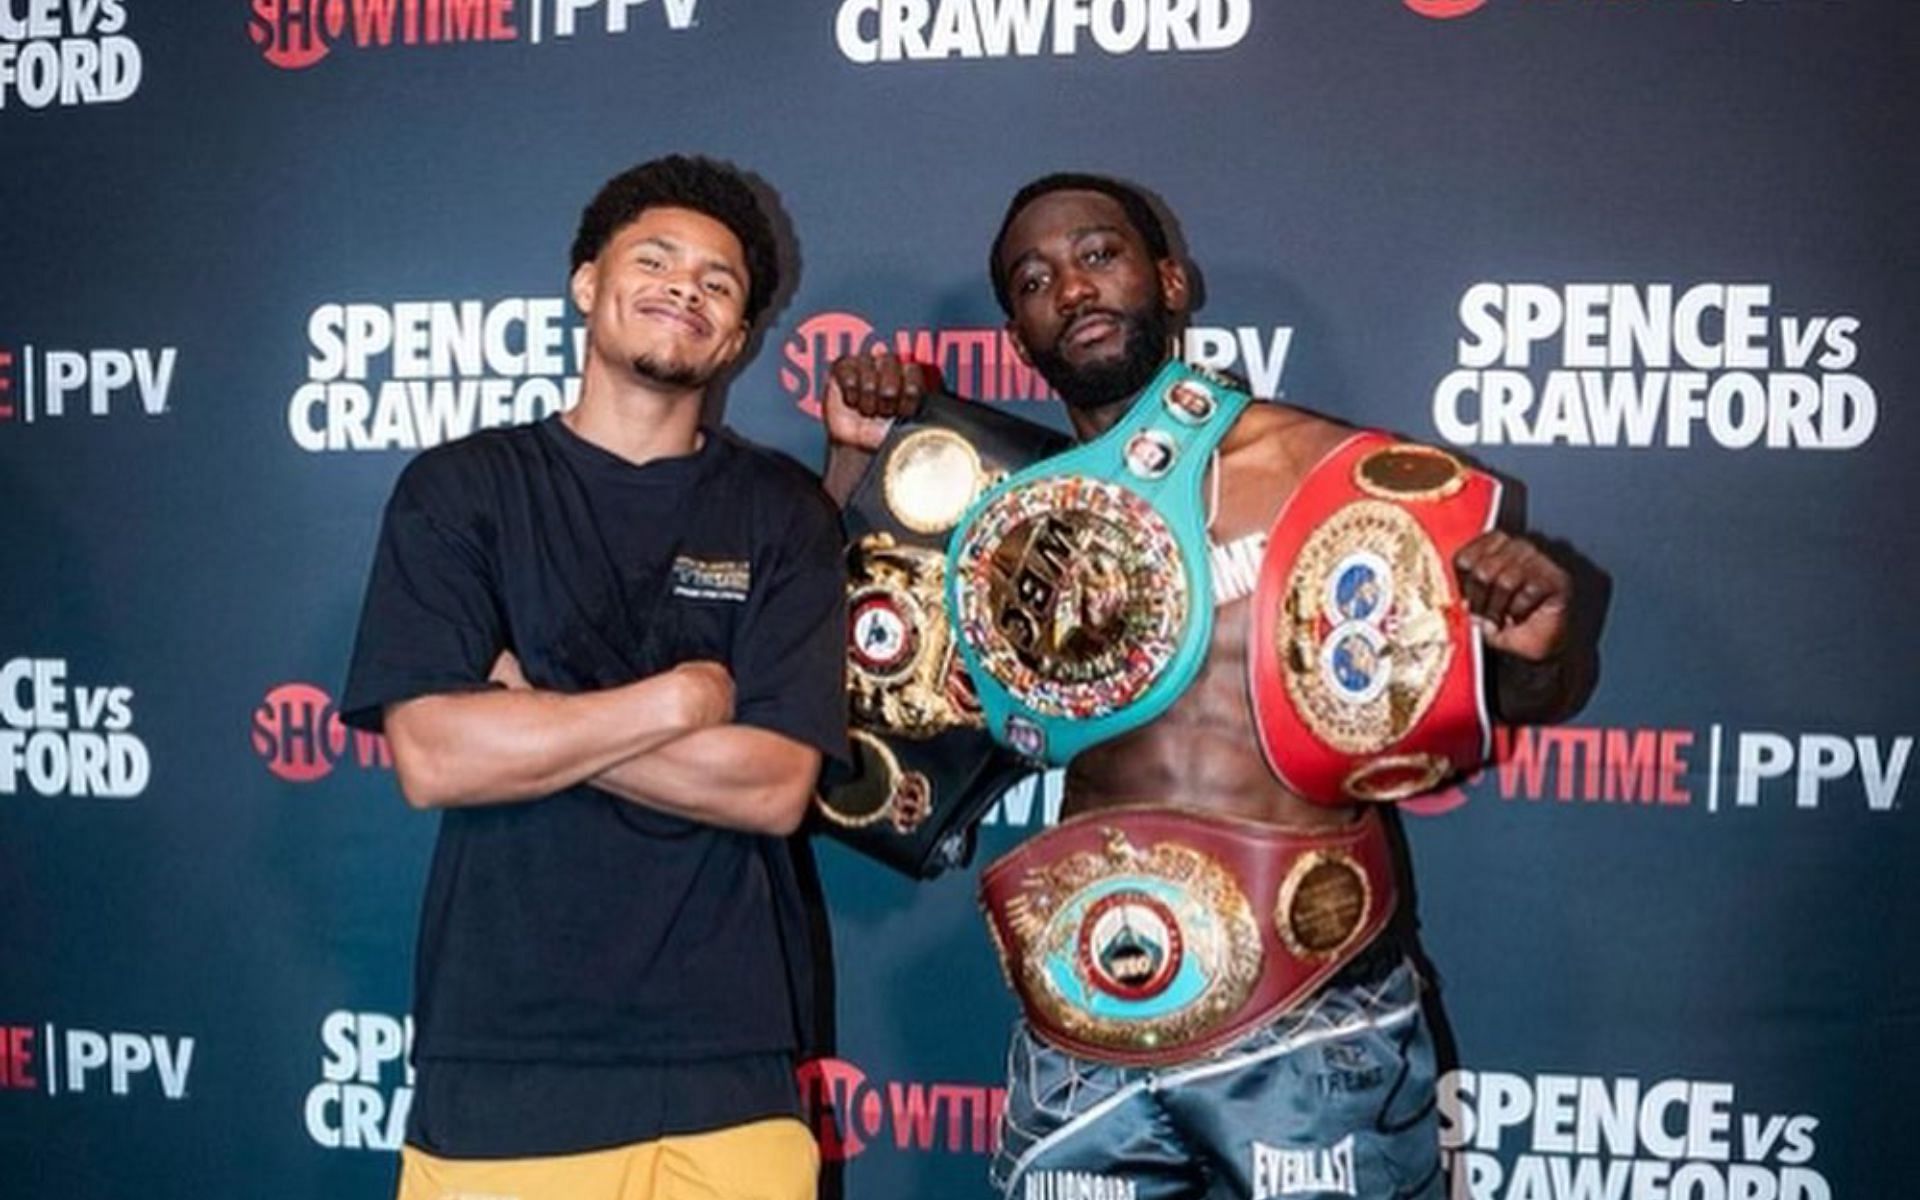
[1060,310,1124,352]
[635,301,712,338]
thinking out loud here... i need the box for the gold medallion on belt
[997,829,1263,1056]
[1278,499,1456,756]
[954,478,1188,721]
[847,533,980,740]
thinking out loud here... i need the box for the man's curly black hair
[570,155,780,326]
[988,173,1173,316]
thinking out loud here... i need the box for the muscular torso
[1061,404,1360,832]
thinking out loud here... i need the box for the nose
[1055,265,1097,313]
[663,272,704,308]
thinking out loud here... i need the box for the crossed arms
[383,656,819,835]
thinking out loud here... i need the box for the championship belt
[815,391,1070,878]
[1248,432,1501,805]
[979,807,1396,1066]
[948,362,1249,766]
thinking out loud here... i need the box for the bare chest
[1062,445,1353,829]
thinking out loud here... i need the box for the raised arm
[820,350,927,506]
[1454,530,1595,724]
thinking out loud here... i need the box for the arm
[1454,530,1595,725]
[820,351,926,507]
[591,465,851,833]
[589,725,821,835]
[478,650,814,834]
[383,660,731,811]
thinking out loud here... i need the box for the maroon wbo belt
[979,807,1396,1067]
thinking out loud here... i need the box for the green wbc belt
[948,362,1249,765]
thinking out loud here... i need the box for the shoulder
[714,424,840,549]
[713,428,841,535]
[1227,400,1356,472]
[390,424,538,511]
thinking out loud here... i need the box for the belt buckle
[1002,827,1263,1060]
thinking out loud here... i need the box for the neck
[565,356,707,466]
[1063,353,1178,442]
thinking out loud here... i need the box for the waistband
[979,806,1397,1067]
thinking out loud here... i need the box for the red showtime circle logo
[1405,0,1489,18]
[247,0,348,70]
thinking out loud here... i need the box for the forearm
[822,443,874,509]
[386,674,695,810]
[1493,647,1593,726]
[591,724,820,835]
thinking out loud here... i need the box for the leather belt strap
[979,806,1396,1066]
[816,392,1068,877]
[949,362,1249,766]
[1248,431,1501,805]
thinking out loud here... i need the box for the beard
[1025,298,1174,412]
[629,351,714,391]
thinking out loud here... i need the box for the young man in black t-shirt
[342,156,845,1200]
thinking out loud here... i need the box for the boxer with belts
[822,174,1594,1200]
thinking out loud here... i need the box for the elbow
[393,751,453,810]
[386,712,458,810]
[755,779,814,836]
[384,698,466,810]
[744,744,821,836]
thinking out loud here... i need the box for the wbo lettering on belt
[948,361,1248,766]
[1249,431,1501,804]
[979,807,1397,1066]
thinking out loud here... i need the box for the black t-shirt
[341,415,846,1155]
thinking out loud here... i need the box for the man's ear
[1006,319,1033,366]
[569,260,597,317]
[717,319,751,368]
[1158,258,1191,318]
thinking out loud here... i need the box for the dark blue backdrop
[2,1,1914,1196]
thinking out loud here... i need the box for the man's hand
[668,660,735,729]
[823,349,927,452]
[1454,531,1572,662]
[489,650,531,690]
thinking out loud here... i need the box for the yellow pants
[395,1117,818,1200]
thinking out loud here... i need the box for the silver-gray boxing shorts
[992,957,1442,1200]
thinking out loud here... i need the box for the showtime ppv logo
[286,297,581,452]
[252,682,392,782]
[1398,723,1910,818]
[306,1010,413,1151]
[835,0,1251,62]
[247,0,700,71]
[1430,284,1877,451]
[0,0,142,111]
[963,723,1907,826]
[779,311,1291,417]
[0,341,176,425]
[1441,1070,1830,1199]
[0,657,150,799]
[0,1021,194,1100]
[796,1056,1004,1161]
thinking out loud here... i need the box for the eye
[1016,270,1048,297]
[636,253,665,271]
[704,279,736,298]
[1082,245,1116,267]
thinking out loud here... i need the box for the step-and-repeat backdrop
[2,2,1913,1196]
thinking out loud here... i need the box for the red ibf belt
[1249,432,1501,805]
[978,807,1395,1066]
